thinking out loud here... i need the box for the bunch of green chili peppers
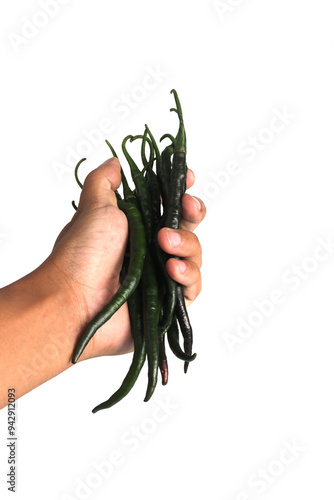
[71,90,196,413]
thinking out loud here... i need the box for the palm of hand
[50,204,133,360]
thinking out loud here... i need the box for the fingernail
[177,260,187,273]
[100,158,111,167]
[100,158,119,168]
[166,229,181,247]
[192,196,202,211]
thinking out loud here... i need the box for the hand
[47,157,206,361]
[157,168,205,307]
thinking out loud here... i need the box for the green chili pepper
[74,157,86,189]
[72,199,146,363]
[175,284,195,372]
[71,89,198,410]
[105,139,118,159]
[167,316,196,363]
[122,135,153,243]
[131,130,154,172]
[142,250,160,402]
[130,131,160,225]
[144,125,161,176]
[71,157,87,210]
[159,141,174,209]
[105,139,137,207]
[158,89,188,336]
[92,286,146,412]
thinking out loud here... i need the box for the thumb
[78,157,121,211]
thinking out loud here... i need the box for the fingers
[165,258,202,304]
[157,184,205,305]
[78,157,121,212]
[186,168,195,189]
[157,227,203,304]
[157,228,202,269]
[180,193,206,232]
[53,158,121,248]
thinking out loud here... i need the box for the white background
[1,1,334,499]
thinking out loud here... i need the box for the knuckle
[197,276,202,295]
[187,279,201,302]
[84,169,98,184]
[187,261,201,284]
[200,201,207,219]
[198,246,203,267]
[187,231,200,247]
[109,156,120,166]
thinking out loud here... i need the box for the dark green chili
[144,124,165,200]
[175,284,195,372]
[121,167,137,206]
[70,89,198,410]
[74,157,87,189]
[164,93,187,228]
[142,250,160,402]
[92,286,146,412]
[149,139,175,337]
[105,139,136,206]
[159,142,174,209]
[167,316,196,363]
[131,130,154,172]
[160,133,176,146]
[72,199,146,363]
[143,136,161,226]
[130,131,160,225]
[71,157,87,210]
[158,89,187,336]
[105,139,118,159]
[122,135,153,243]
[144,171,161,228]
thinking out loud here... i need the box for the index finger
[180,193,206,232]
[186,168,195,190]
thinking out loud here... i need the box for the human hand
[47,157,206,362]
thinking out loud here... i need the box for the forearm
[0,260,84,409]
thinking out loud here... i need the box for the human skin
[0,158,206,409]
